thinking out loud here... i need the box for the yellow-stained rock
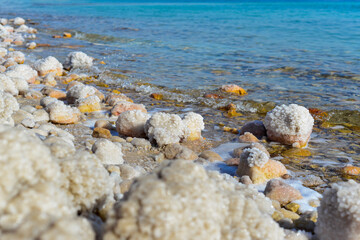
[280,208,300,220]
[285,203,300,213]
[282,148,312,158]
[92,127,111,139]
[341,165,360,176]
[221,84,247,95]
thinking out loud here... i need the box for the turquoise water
[1,0,360,111]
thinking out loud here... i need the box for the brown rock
[264,179,303,205]
[41,87,66,100]
[164,143,197,160]
[111,102,146,116]
[199,150,223,162]
[239,132,259,143]
[225,158,240,166]
[92,127,111,139]
[240,175,253,185]
[94,120,113,130]
[239,120,266,139]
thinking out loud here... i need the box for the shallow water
[1,0,360,181]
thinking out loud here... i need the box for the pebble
[264,179,303,205]
[92,127,111,139]
[21,118,35,128]
[131,138,151,149]
[240,175,252,185]
[285,202,300,213]
[280,208,300,220]
[239,120,266,139]
[94,120,113,130]
[199,150,223,162]
[164,143,197,160]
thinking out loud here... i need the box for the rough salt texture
[43,136,76,159]
[0,47,7,57]
[316,180,360,240]
[182,112,204,141]
[92,139,124,165]
[104,160,284,240]
[105,93,132,106]
[264,104,314,147]
[67,84,97,104]
[116,110,150,138]
[264,179,303,205]
[75,95,101,113]
[0,74,18,95]
[5,64,37,84]
[240,147,269,168]
[63,51,93,70]
[111,101,147,116]
[0,91,19,125]
[34,56,63,76]
[46,100,81,124]
[14,17,25,25]
[7,51,25,64]
[145,112,186,147]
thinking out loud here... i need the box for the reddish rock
[264,179,303,205]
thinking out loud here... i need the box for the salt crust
[116,110,150,138]
[14,17,25,25]
[104,160,284,240]
[316,180,360,240]
[0,90,19,125]
[67,84,97,104]
[64,51,93,70]
[0,47,7,57]
[46,100,81,123]
[264,104,314,136]
[6,51,25,64]
[92,139,124,165]
[0,18,7,26]
[34,56,63,76]
[0,74,18,95]
[241,147,269,168]
[5,64,37,83]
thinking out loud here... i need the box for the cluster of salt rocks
[0,15,358,240]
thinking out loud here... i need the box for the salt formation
[182,112,204,141]
[63,51,93,70]
[111,101,147,116]
[66,83,99,104]
[0,90,19,125]
[105,93,133,106]
[0,74,18,95]
[13,17,25,25]
[116,110,150,138]
[6,51,25,64]
[75,95,101,113]
[92,139,124,165]
[34,56,63,76]
[0,47,7,57]
[236,145,287,184]
[0,18,8,25]
[5,64,37,84]
[46,100,81,124]
[104,160,285,240]
[264,104,314,148]
[221,84,247,95]
[315,180,360,240]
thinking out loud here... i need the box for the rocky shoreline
[1,16,360,240]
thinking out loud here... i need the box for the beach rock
[264,104,314,148]
[280,208,300,221]
[0,91,19,125]
[34,56,63,77]
[27,41,37,50]
[0,18,7,25]
[66,84,99,104]
[0,74,18,95]
[221,84,247,95]
[315,180,360,240]
[111,101,147,117]
[104,160,285,240]
[5,64,37,84]
[7,51,25,64]
[42,72,57,86]
[239,132,259,143]
[76,95,101,113]
[119,164,140,180]
[239,120,267,139]
[33,109,50,122]
[94,120,113,130]
[236,147,287,184]
[164,143,197,160]
[47,101,81,124]
[43,136,76,159]
[21,117,35,128]
[240,175,253,185]
[41,86,66,99]
[131,138,151,149]
[12,109,33,125]
[63,51,93,70]
[40,96,58,110]
[300,175,325,187]
[0,48,7,57]
[92,139,123,165]
[233,143,270,158]
[3,58,17,68]
[105,93,133,106]
[182,112,205,141]
[92,127,111,139]
[264,179,303,205]
[341,165,360,176]
[199,150,223,162]
[116,110,150,138]
[14,17,25,25]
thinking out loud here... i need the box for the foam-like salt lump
[241,147,269,168]
[0,90,19,125]
[182,111,204,140]
[0,74,18,95]
[67,84,97,104]
[7,51,25,64]
[316,180,360,240]
[34,56,63,76]
[0,47,7,57]
[64,51,93,70]
[116,110,150,138]
[5,64,37,83]
[92,139,124,165]
[104,160,285,240]
[14,17,25,25]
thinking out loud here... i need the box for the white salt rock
[21,118,36,128]
[64,51,93,70]
[241,147,269,168]
[6,51,25,64]
[26,41,37,49]
[38,123,75,143]
[0,47,7,57]
[44,136,76,159]
[33,109,50,122]
[182,112,204,141]
[40,96,58,110]
[14,17,25,25]
[34,56,63,77]
[0,74,18,95]
[116,110,150,138]
[0,90,19,125]
[92,139,124,165]
[66,84,97,104]
[47,100,81,124]
[0,18,7,25]
[15,24,29,33]
[5,64,38,84]
[11,77,29,93]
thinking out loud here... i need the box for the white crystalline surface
[0,90,19,125]
[64,51,93,69]
[116,110,150,137]
[264,104,314,136]
[241,147,269,168]
[34,56,63,74]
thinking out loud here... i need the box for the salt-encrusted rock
[104,160,285,240]
[66,84,98,104]
[119,164,141,180]
[3,58,17,68]
[264,179,303,205]
[95,119,113,130]
[43,136,75,159]
[0,18,7,25]
[42,72,57,86]
[315,180,360,240]
[92,139,124,165]
[6,51,25,64]
[0,74,18,95]
[221,84,247,95]
[21,117,35,128]
[0,91,19,125]
[236,147,287,184]
[130,138,151,149]
[5,64,37,84]
[12,109,33,124]
[34,56,63,77]
[239,132,259,143]
[233,142,270,158]
[116,110,150,138]
[14,17,25,25]
[105,93,132,106]
[38,123,75,143]
[182,112,204,141]
[40,96,57,110]
[33,109,50,122]
[26,41,37,50]
[264,104,314,148]
[240,120,267,139]
[75,95,101,113]
[111,101,147,117]
[0,65,5,73]
[47,101,81,124]
[145,112,186,147]
[164,143,197,160]
[41,86,66,99]
[199,150,223,162]
[63,51,93,70]
[0,47,7,57]
[21,105,36,114]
